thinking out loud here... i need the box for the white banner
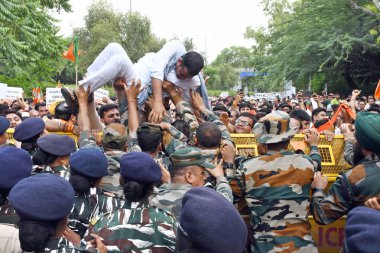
[94,88,110,100]
[46,88,64,105]
[0,83,7,99]
[6,87,23,100]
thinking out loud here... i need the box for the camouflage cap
[102,123,128,150]
[253,110,298,144]
[137,123,162,134]
[170,147,214,169]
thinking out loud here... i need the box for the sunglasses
[236,119,252,127]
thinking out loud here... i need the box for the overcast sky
[55,0,268,62]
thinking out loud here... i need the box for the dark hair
[0,104,9,115]
[98,104,119,119]
[196,122,221,148]
[122,180,152,202]
[69,171,97,193]
[21,134,41,152]
[212,104,231,117]
[331,104,339,112]
[367,104,380,114]
[55,102,77,121]
[0,189,10,206]
[19,219,58,252]
[172,120,191,139]
[238,102,252,110]
[32,149,58,165]
[4,109,22,119]
[314,119,329,128]
[280,103,292,110]
[137,127,163,153]
[311,107,327,120]
[34,102,46,111]
[290,109,310,122]
[181,51,204,76]
[239,112,257,126]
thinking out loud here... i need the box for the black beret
[180,187,248,253]
[0,116,10,134]
[0,147,32,190]
[120,152,162,183]
[9,174,75,221]
[13,118,45,142]
[69,148,108,178]
[37,134,76,156]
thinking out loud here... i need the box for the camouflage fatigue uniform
[150,175,233,221]
[87,200,177,252]
[343,139,354,166]
[44,165,71,181]
[79,130,124,197]
[68,187,123,238]
[175,100,199,139]
[229,146,321,253]
[311,153,380,225]
[0,198,18,225]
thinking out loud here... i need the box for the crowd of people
[1,39,380,253]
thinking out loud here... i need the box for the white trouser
[79,43,148,105]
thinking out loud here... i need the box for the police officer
[87,152,177,252]
[149,147,233,220]
[0,116,10,146]
[9,174,108,252]
[68,148,122,238]
[177,187,247,253]
[0,147,32,253]
[13,117,46,155]
[32,134,76,178]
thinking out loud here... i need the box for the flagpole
[75,62,78,87]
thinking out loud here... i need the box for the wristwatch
[223,162,234,170]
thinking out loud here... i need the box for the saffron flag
[375,79,380,100]
[63,36,80,62]
[32,84,37,104]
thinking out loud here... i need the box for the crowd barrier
[231,133,350,253]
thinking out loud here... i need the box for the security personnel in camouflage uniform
[13,117,46,156]
[99,123,128,198]
[311,112,380,225]
[0,147,32,253]
[9,174,106,253]
[149,147,233,220]
[68,148,122,238]
[229,111,321,253]
[87,152,177,252]
[32,134,76,180]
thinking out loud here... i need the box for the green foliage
[67,0,165,83]
[0,0,67,82]
[204,64,238,90]
[40,0,71,12]
[244,0,380,93]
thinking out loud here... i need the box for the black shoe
[61,87,78,110]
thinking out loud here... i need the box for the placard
[6,87,23,100]
[46,88,64,105]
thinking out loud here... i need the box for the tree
[71,0,165,82]
[244,0,380,92]
[0,0,67,82]
[40,0,71,12]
